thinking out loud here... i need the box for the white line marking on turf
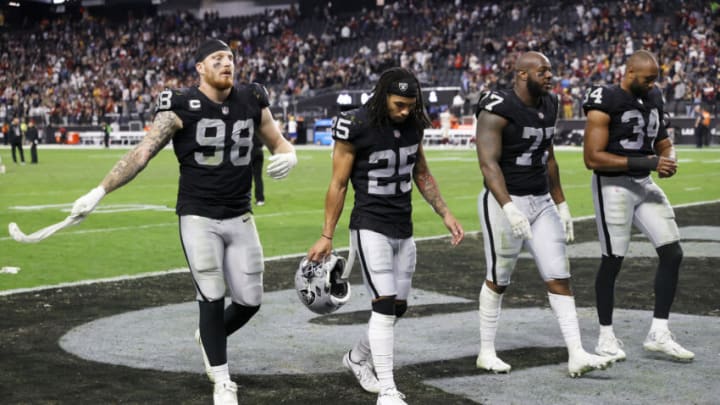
[2,200,719,296]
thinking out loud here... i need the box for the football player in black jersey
[583,50,694,362]
[475,51,613,377]
[70,39,297,405]
[306,67,464,405]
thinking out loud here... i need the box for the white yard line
[1,199,719,296]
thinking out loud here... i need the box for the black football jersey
[476,89,559,195]
[332,106,422,238]
[582,85,668,177]
[155,84,269,219]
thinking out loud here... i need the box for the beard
[629,79,649,97]
[527,78,547,98]
[207,73,233,90]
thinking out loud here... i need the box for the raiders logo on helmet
[295,254,351,314]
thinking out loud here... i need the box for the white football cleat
[643,330,695,361]
[213,380,238,405]
[595,334,627,362]
[377,387,407,405]
[195,328,215,382]
[343,351,381,393]
[476,353,511,373]
[568,350,613,378]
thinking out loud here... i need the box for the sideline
[2,199,718,297]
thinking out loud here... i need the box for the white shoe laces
[380,388,406,399]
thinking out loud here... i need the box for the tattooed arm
[100,111,181,193]
[413,143,464,245]
[70,110,181,218]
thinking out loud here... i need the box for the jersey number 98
[195,118,254,166]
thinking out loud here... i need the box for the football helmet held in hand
[295,254,351,314]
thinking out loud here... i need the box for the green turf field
[1,146,719,291]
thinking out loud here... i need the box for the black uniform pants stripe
[595,175,614,256]
[178,217,211,302]
[482,189,498,285]
[356,230,380,299]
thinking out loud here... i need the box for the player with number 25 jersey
[306,68,463,405]
[333,105,420,238]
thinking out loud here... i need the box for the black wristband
[627,156,659,171]
[321,234,333,240]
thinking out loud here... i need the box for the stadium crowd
[0,0,718,132]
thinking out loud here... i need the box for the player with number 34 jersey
[582,81,668,178]
[583,50,693,363]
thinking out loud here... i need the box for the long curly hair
[365,67,431,132]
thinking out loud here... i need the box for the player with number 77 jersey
[474,51,612,378]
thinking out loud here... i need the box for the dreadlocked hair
[365,67,431,132]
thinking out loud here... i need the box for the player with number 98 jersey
[332,106,421,238]
[582,85,668,178]
[476,88,559,196]
[155,83,269,219]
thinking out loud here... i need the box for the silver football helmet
[295,254,351,314]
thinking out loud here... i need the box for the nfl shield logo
[222,106,230,115]
[394,130,401,138]
[399,82,408,92]
[538,112,544,119]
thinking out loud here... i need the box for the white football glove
[556,201,574,243]
[70,186,106,217]
[502,201,532,240]
[266,152,297,180]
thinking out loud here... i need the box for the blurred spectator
[0,0,715,122]
[9,117,25,164]
[25,120,40,164]
[694,104,712,147]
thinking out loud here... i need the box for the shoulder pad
[249,82,271,108]
[476,90,514,118]
[582,85,614,114]
[646,87,665,109]
[154,88,197,114]
[332,108,366,142]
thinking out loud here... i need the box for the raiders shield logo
[399,82,409,92]
[222,106,230,115]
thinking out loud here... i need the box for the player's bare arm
[476,110,512,206]
[413,144,464,245]
[101,110,181,193]
[307,140,355,262]
[413,144,450,217]
[258,107,294,154]
[546,145,567,204]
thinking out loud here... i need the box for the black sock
[654,242,683,319]
[198,300,227,366]
[595,255,624,325]
[225,302,261,336]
